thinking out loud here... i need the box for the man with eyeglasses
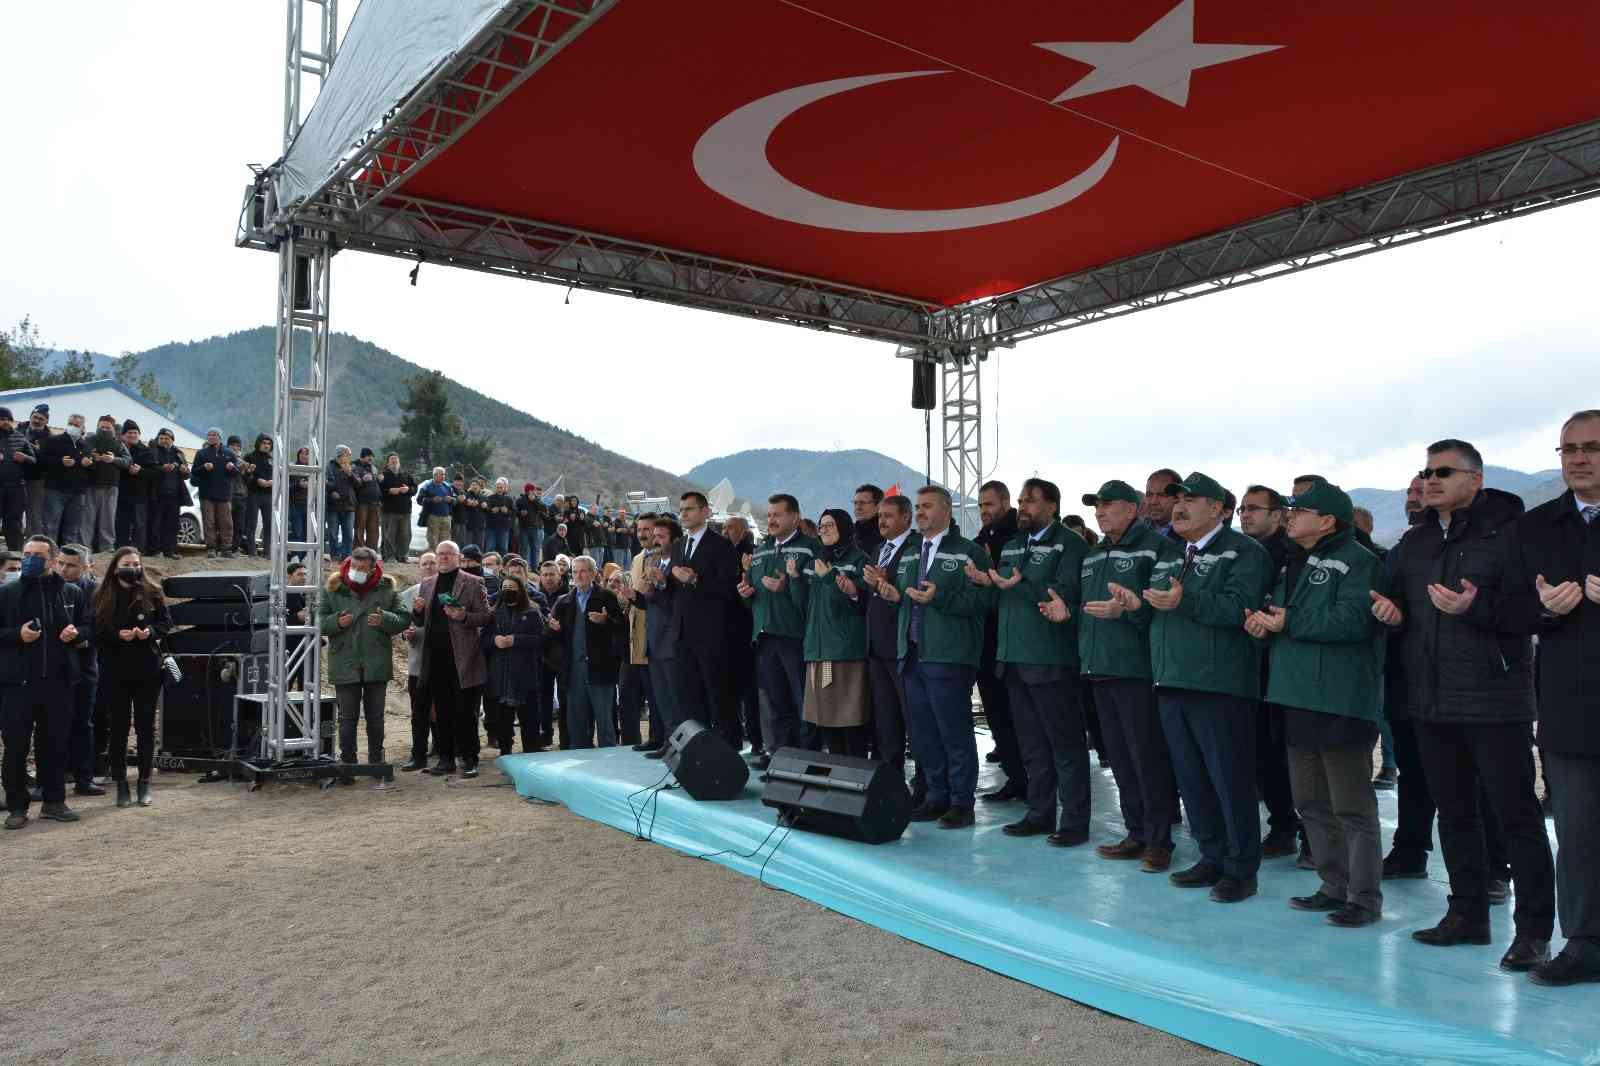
[1373,438,1554,972]
[1509,409,1600,985]
[657,491,741,748]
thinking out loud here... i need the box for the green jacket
[318,572,410,685]
[892,528,996,667]
[744,530,822,642]
[1077,520,1165,680]
[799,544,870,662]
[1149,526,1272,700]
[1259,528,1387,720]
[993,519,1085,667]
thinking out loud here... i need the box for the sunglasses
[1418,466,1474,480]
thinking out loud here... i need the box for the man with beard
[974,481,1025,804]
[853,495,920,799]
[852,484,885,554]
[737,494,818,762]
[1144,468,1182,543]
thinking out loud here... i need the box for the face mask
[117,568,143,584]
[347,569,369,585]
[483,566,497,577]
[1,571,18,585]
[65,425,83,439]
[20,555,46,578]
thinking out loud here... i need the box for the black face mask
[117,568,143,584]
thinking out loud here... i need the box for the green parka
[1259,527,1387,720]
[744,530,821,642]
[319,570,410,685]
[1078,520,1165,680]
[799,544,870,662]
[993,519,1086,667]
[892,528,996,667]
[1149,525,1272,700]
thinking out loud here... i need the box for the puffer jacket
[0,426,36,485]
[318,565,409,685]
[1390,488,1535,723]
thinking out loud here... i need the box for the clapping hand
[494,634,513,649]
[670,565,696,585]
[118,627,137,642]
[904,581,937,606]
[586,609,608,625]
[1369,589,1402,626]
[876,578,902,604]
[444,604,466,622]
[1427,579,1478,616]
[813,559,833,578]
[963,561,991,587]
[59,623,78,643]
[1038,588,1070,623]
[737,578,756,599]
[546,615,561,633]
[990,568,1023,590]
[1587,574,1600,605]
[863,564,889,588]
[1106,582,1142,612]
[760,573,786,593]
[1142,581,1183,611]
[834,572,858,598]
[1243,605,1286,637]
[337,610,354,629]
[1536,574,1584,615]
[366,609,384,628]
[785,556,799,578]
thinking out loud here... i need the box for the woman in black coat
[92,547,173,808]
[480,575,548,754]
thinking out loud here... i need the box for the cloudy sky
[2,4,1593,516]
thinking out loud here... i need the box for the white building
[0,379,207,449]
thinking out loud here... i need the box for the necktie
[1583,504,1600,525]
[879,541,894,568]
[1181,543,1198,580]
[684,534,694,561]
[920,538,935,583]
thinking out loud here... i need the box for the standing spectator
[562,498,587,555]
[541,492,561,550]
[1,535,89,829]
[515,483,545,564]
[39,412,92,549]
[482,574,548,753]
[0,407,37,550]
[240,433,274,557]
[226,435,249,555]
[324,445,356,560]
[115,421,154,551]
[660,492,741,747]
[84,415,130,553]
[398,550,437,772]
[1144,468,1182,542]
[1514,409,1600,986]
[859,495,920,801]
[852,483,885,553]
[416,467,456,550]
[607,567,648,747]
[542,522,571,563]
[449,475,469,546]
[535,560,569,748]
[409,540,491,777]
[352,447,382,551]
[55,545,102,799]
[91,547,172,809]
[737,493,818,761]
[147,429,189,559]
[548,555,626,748]
[320,546,408,767]
[459,478,482,550]
[974,481,1025,804]
[189,428,239,558]
[798,509,871,756]
[721,514,762,757]
[378,454,414,562]
[484,477,514,555]
[289,446,310,548]
[21,405,51,538]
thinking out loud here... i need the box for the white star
[1036,0,1282,107]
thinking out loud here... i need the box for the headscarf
[819,508,855,563]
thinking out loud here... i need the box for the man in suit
[854,495,920,800]
[548,555,627,748]
[722,515,764,758]
[636,516,681,757]
[654,491,741,747]
[409,540,492,777]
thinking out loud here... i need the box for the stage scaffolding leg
[940,347,983,538]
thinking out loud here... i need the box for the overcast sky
[1,3,1593,518]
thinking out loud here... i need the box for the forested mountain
[685,448,936,517]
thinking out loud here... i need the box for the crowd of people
[4,400,1597,991]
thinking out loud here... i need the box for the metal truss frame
[283,0,337,150]
[976,119,1600,346]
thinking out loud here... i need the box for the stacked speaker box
[760,748,913,844]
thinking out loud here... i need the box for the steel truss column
[934,311,987,537]
[283,0,338,149]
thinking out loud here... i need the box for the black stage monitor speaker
[162,570,271,601]
[910,360,936,410]
[168,599,271,629]
[761,748,912,844]
[663,720,749,801]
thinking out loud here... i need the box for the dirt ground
[0,550,1236,1065]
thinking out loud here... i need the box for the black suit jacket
[662,528,739,654]
[864,532,915,661]
[551,584,626,685]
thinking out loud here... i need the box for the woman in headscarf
[797,508,871,756]
[480,573,548,753]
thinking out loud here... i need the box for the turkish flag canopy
[406,1,1600,305]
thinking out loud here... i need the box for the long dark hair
[497,575,529,612]
[93,547,164,630]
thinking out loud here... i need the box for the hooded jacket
[318,561,409,685]
[1390,488,1535,723]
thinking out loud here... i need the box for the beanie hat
[32,403,49,417]
[226,434,242,446]
[0,408,12,420]
[360,447,374,459]
[207,426,223,439]
[122,419,140,434]
[523,482,536,493]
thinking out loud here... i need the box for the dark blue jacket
[189,444,240,502]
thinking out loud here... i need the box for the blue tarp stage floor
[499,740,1595,1065]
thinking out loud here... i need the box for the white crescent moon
[693,70,1119,234]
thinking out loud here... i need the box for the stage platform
[499,740,1594,1065]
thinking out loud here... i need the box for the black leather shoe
[1047,830,1089,848]
[985,751,1002,762]
[936,806,975,829]
[1328,904,1380,928]
[1209,876,1258,903]
[115,781,132,808]
[1169,862,1222,888]
[28,786,43,803]
[1381,852,1428,880]
[400,758,427,772]
[1412,913,1491,947]
[644,747,667,760]
[1486,878,1510,906]
[980,783,1025,803]
[755,754,772,771]
[74,780,106,797]
[1261,831,1297,858]
[1499,935,1550,972]
[1530,951,1600,986]
[461,761,479,779]
[1001,819,1052,837]
[136,780,152,807]
[630,742,656,752]
[40,802,80,822]
[1289,891,1343,912]
[428,759,457,776]
[4,812,27,830]
[1095,836,1146,860]
[909,803,949,823]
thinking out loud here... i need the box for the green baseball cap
[1162,471,1228,503]
[1286,481,1354,525]
[1081,479,1142,507]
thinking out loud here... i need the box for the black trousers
[617,663,646,746]
[417,651,480,764]
[535,668,565,748]
[230,497,247,551]
[115,492,146,550]
[490,696,540,754]
[1256,702,1300,839]
[240,492,271,555]
[3,680,70,812]
[148,497,181,554]
[1416,720,1554,935]
[0,481,25,551]
[1390,716,1509,878]
[1006,666,1089,834]
[407,676,432,763]
[729,644,761,751]
[335,681,385,764]
[978,662,1026,791]
[101,674,159,781]
[675,640,737,747]
[1547,752,1600,956]
[1094,678,1176,849]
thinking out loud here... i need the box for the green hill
[684,447,938,518]
[64,328,699,504]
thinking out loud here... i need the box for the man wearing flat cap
[1146,472,1272,903]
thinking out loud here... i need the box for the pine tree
[382,369,494,476]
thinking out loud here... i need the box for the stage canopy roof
[259,0,1600,347]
